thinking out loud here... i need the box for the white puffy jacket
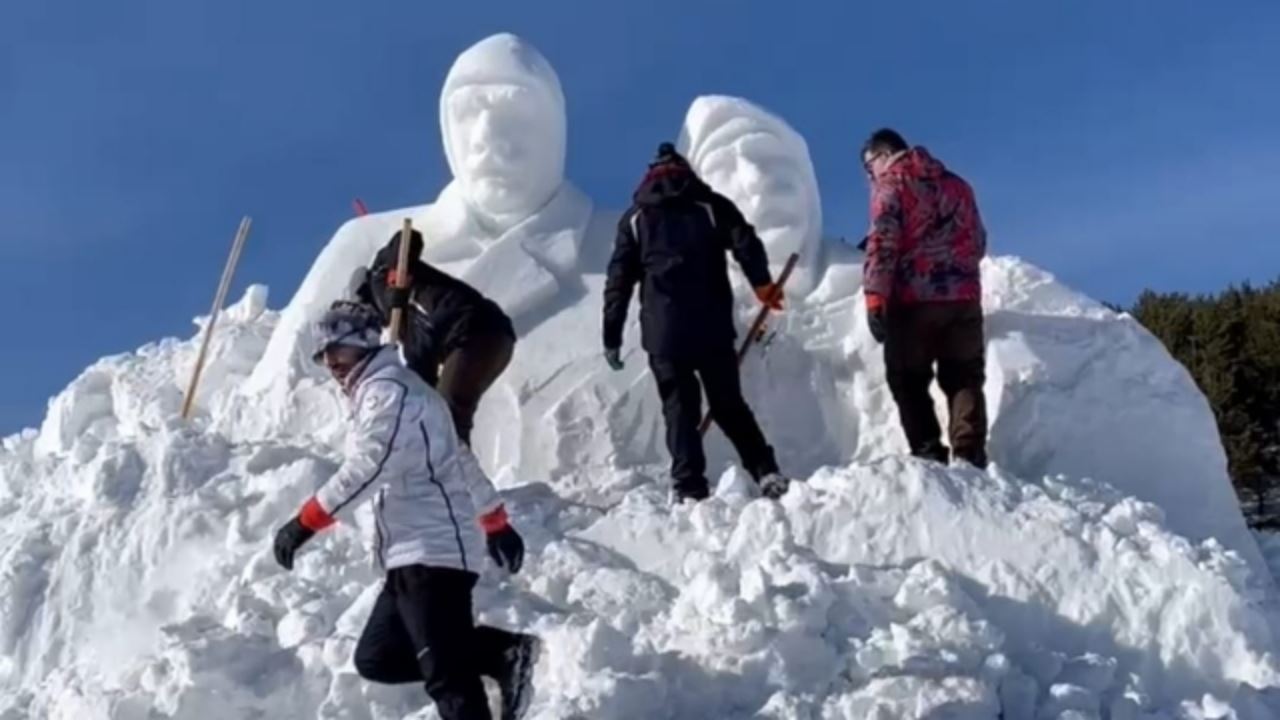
[299,347,503,572]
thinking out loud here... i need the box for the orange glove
[754,284,784,311]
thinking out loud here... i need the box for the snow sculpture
[421,32,592,317]
[679,95,826,298]
[245,33,604,405]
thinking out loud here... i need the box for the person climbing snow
[271,301,538,720]
[355,228,516,446]
[603,142,790,503]
[860,128,989,468]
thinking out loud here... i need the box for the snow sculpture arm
[863,177,904,305]
[711,191,772,288]
[297,379,408,530]
[602,209,643,350]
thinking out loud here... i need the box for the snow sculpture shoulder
[244,33,595,400]
[678,95,825,297]
[422,31,592,317]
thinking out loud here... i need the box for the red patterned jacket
[863,147,986,309]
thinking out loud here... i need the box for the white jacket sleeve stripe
[328,379,408,517]
[418,420,469,570]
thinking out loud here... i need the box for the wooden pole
[699,252,800,436]
[387,218,414,343]
[181,216,252,420]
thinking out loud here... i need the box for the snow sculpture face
[441,34,567,225]
[679,96,821,269]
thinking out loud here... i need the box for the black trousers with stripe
[648,344,779,493]
[354,565,520,720]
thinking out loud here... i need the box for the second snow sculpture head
[679,96,822,295]
[440,33,567,227]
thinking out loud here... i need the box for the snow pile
[1,270,1278,718]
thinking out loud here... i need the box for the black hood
[373,228,425,271]
[633,159,709,207]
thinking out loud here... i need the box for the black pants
[438,333,515,446]
[649,345,779,493]
[884,301,988,466]
[354,566,519,720]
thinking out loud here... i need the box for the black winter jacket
[603,162,773,359]
[358,259,514,386]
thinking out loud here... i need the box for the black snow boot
[671,480,711,504]
[912,441,950,465]
[496,633,541,720]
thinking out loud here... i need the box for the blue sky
[2,0,1277,433]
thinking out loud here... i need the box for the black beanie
[650,142,690,171]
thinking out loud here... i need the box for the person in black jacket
[602,143,790,503]
[357,229,516,445]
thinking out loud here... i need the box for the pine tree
[1130,280,1280,527]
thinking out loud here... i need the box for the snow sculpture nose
[739,158,769,208]
[469,108,511,160]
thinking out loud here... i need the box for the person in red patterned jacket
[860,128,989,468]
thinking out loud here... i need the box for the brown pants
[884,301,988,466]
[437,332,514,446]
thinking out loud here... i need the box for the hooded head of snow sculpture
[440,34,566,228]
[679,96,822,293]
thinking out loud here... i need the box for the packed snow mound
[2,271,1279,718]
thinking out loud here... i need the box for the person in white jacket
[273,301,539,720]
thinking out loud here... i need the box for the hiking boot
[497,633,541,720]
[758,473,791,500]
[952,446,988,470]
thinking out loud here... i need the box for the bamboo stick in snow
[181,216,252,420]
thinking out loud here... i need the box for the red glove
[480,505,525,573]
[479,505,510,534]
[298,497,336,532]
[754,284,784,311]
[865,293,888,343]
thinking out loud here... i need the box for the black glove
[487,525,526,573]
[604,347,624,371]
[868,306,888,344]
[273,517,315,571]
[386,285,411,311]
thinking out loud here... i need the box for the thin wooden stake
[699,252,801,436]
[387,218,414,343]
[181,216,252,420]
